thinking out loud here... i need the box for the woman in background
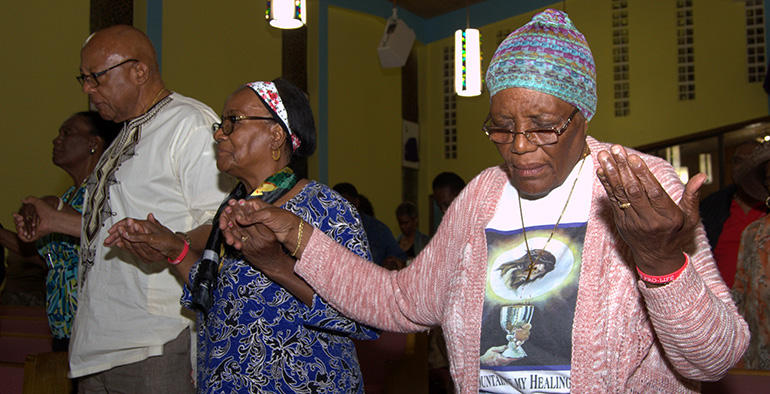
[395,201,430,259]
[733,142,770,370]
[1,111,119,351]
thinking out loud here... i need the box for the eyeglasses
[212,115,275,136]
[482,107,580,146]
[76,59,139,88]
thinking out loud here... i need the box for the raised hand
[596,144,705,276]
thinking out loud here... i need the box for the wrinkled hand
[219,199,296,274]
[13,196,58,242]
[104,213,183,263]
[596,145,705,275]
[220,198,304,251]
[480,345,520,366]
[14,205,37,241]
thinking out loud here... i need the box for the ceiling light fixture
[455,6,482,97]
[266,0,306,29]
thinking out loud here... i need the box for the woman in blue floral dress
[2,112,119,351]
[106,78,378,393]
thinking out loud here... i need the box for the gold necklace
[144,87,167,113]
[519,145,590,281]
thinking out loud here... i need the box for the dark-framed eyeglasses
[212,115,275,136]
[76,59,139,88]
[482,107,580,146]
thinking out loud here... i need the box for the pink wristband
[636,253,689,284]
[168,240,190,265]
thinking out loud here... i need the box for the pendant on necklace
[519,151,588,283]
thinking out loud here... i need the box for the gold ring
[241,235,249,241]
[618,202,631,209]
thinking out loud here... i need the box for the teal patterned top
[35,185,84,339]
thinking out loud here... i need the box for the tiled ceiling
[387,0,489,19]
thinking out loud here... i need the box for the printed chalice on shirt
[500,304,534,358]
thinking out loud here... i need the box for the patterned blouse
[733,214,770,370]
[182,181,378,393]
[35,185,84,339]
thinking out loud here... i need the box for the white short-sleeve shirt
[70,93,233,378]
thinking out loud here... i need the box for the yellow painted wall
[325,6,406,230]
[417,0,768,231]
[2,0,768,242]
[160,0,283,115]
[421,0,767,178]
[134,0,148,32]
[0,1,90,227]
[584,0,766,147]
[0,0,285,231]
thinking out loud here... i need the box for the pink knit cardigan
[296,137,749,393]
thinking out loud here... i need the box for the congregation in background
[0,5,768,394]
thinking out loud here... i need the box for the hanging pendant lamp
[266,0,306,29]
[455,28,482,97]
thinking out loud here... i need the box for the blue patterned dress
[182,181,378,393]
[35,185,84,339]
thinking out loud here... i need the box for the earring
[271,149,281,162]
[766,196,770,209]
[90,148,95,155]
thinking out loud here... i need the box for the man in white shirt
[16,25,229,392]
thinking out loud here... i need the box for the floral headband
[244,81,300,153]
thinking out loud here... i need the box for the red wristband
[167,240,190,265]
[636,253,689,284]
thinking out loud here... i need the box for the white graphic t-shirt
[480,156,593,394]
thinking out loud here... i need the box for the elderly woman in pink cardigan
[219,9,748,394]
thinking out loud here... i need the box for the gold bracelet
[291,221,304,257]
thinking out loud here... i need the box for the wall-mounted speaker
[377,9,415,68]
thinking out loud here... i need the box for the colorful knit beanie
[486,9,597,121]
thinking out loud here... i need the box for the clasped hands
[98,199,300,274]
[13,195,65,242]
[217,199,304,274]
[596,145,706,278]
[16,144,702,281]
